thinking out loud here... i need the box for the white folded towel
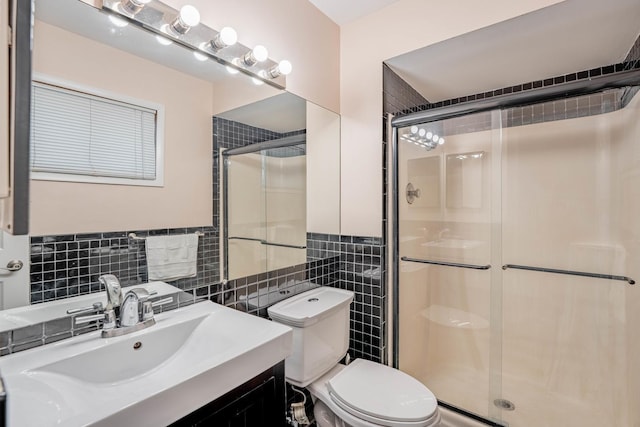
[145,234,199,281]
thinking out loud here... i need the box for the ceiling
[307,0,401,25]
[385,0,640,102]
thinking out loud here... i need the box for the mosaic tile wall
[29,226,216,304]
[214,233,387,364]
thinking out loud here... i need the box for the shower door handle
[502,264,635,285]
[401,256,491,270]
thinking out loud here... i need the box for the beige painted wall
[306,101,341,234]
[30,21,214,235]
[340,0,565,237]
[165,0,340,114]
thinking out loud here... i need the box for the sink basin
[0,300,292,426]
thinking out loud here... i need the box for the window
[30,77,164,186]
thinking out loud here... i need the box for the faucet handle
[142,296,173,321]
[66,302,104,315]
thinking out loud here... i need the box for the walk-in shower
[391,70,640,426]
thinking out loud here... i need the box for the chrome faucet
[72,274,173,338]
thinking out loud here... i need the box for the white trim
[30,73,165,187]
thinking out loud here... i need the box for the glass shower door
[396,87,640,427]
[498,89,639,427]
[225,152,267,279]
[397,110,504,422]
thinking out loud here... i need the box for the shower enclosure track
[502,264,635,285]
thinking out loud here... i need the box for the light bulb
[253,45,268,62]
[438,137,445,145]
[119,0,152,15]
[220,27,238,46]
[242,44,269,66]
[193,51,208,61]
[210,27,238,50]
[266,60,293,78]
[410,126,418,135]
[108,15,129,27]
[432,134,439,142]
[180,5,200,26]
[156,35,172,45]
[418,129,426,138]
[169,5,200,35]
[278,60,292,75]
[426,131,433,139]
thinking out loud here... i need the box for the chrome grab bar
[502,264,635,285]
[401,256,491,270]
[228,236,306,249]
[228,236,263,242]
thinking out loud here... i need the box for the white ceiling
[307,0,401,25]
[385,0,640,103]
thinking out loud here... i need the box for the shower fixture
[406,183,421,204]
[101,0,292,89]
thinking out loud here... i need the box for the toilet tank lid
[267,287,354,327]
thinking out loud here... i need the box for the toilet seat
[311,359,439,427]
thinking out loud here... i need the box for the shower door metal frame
[389,67,640,424]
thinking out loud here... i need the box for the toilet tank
[268,287,354,387]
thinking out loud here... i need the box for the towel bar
[128,231,205,241]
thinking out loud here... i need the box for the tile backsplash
[25,231,387,364]
[29,226,216,304]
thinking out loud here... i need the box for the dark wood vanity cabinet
[170,362,287,427]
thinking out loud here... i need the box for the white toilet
[268,287,441,427]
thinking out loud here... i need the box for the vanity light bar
[101,0,291,89]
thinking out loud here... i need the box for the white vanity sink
[0,300,293,426]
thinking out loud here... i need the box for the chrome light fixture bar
[101,0,289,89]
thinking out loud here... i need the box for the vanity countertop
[0,300,292,426]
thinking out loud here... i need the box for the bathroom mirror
[15,0,340,313]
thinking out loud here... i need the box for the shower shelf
[502,264,635,285]
[401,256,491,270]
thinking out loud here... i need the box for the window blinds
[30,82,157,180]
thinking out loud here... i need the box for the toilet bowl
[268,287,441,427]
[309,360,440,427]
